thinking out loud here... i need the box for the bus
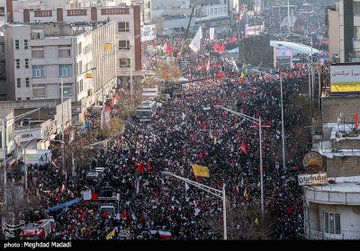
[136,100,158,122]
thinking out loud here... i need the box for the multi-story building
[5,21,116,122]
[6,0,142,86]
[143,0,231,33]
[302,95,360,240]
[326,0,360,63]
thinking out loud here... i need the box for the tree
[156,60,182,81]
[206,198,275,240]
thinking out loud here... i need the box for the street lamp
[60,78,66,184]
[214,105,264,218]
[0,119,7,205]
[162,171,227,240]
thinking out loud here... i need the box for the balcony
[306,228,360,240]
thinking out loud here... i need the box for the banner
[24,149,52,165]
[209,27,215,40]
[245,24,264,37]
[330,64,360,94]
[298,173,327,186]
[192,164,210,178]
[141,24,157,42]
[189,26,203,53]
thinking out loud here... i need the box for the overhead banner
[245,24,264,37]
[24,149,52,165]
[330,64,360,95]
[141,24,157,42]
[298,173,328,186]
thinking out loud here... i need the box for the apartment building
[326,0,360,63]
[5,21,116,122]
[302,94,360,240]
[6,0,142,85]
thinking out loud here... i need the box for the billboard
[330,64,360,95]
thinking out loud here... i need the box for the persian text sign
[330,64,360,94]
[298,173,328,186]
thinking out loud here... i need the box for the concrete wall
[322,96,360,123]
[328,10,340,62]
[308,203,360,234]
[326,156,360,177]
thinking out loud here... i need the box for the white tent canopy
[270,40,320,57]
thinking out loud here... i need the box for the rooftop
[306,175,360,193]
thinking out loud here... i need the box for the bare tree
[207,198,275,240]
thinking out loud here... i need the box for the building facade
[302,96,360,240]
[5,21,116,123]
[326,0,360,63]
[6,0,142,84]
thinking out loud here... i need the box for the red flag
[91,192,99,201]
[165,43,172,55]
[136,161,145,174]
[200,122,206,130]
[216,71,223,81]
[240,142,247,154]
[229,35,237,43]
[147,161,151,171]
[354,113,359,129]
[121,209,127,219]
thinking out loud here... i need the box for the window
[355,2,360,15]
[26,97,30,100]
[118,22,130,32]
[78,42,82,55]
[119,40,130,50]
[32,46,44,58]
[119,58,131,68]
[17,78,21,88]
[16,59,20,69]
[79,79,83,93]
[59,64,73,77]
[25,59,29,68]
[77,61,82,75]
[25,78,30,87]
[33,84,46,97]
[60,85,72,97]
[324,212,341,234]
[0,7,5,16]
[58,45,71,57]
[17,98,22,101]
[15,40,19,49]
[0,43,4,55]
[24,40,28,49]
[32,65,45,78]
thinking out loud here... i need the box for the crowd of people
[18,2,333,240]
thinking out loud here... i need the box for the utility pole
[287,0,291,36]
[61,79,66,185]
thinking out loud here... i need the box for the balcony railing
[305,228,360,240]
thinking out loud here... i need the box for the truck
[19,219,55,240]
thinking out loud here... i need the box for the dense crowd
[18,2,333,240]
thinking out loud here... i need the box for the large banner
[330,64,360,95]
[141,25,157,42]
[24,149,52,165]
[245,24,264,37]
